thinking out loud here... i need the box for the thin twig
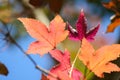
[9,35,57,79]
[84,66,88,78]
[36,65,57,78]
[69,48,81,77]
[85,71,93,80]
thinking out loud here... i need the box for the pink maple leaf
[48,50,83,80]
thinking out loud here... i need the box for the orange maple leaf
[79,38,120,78]
[102,0,120,32]
[106,17,120,32]
[18,15,69,55]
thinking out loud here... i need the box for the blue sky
[0,35,55,80]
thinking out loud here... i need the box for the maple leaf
[79,38,120,78]
[71,68,83,80]
[18,15,68,55]
[48,50,82,80]
[49,49,70,72]
[102,0,120,32]
[67,10,100,41]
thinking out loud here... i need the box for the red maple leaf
[68,10,100,41]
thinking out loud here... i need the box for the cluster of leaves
[1,0,120,80]
[17,7,120,80]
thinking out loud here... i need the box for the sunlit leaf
[48,50,82,80]
[79,38,120,78]
[18,15,68,55]
[68,10,100,41]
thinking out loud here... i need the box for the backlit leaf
[48,50,82,80]
[68,10,100,41]
[79,38,120,78]
[18,15,68,55]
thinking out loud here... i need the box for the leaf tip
[17,18,29,24]
[54,14,63,22]
[81,9,84,12]
[106,25,115,33]
[17,18,24,22]
[80,9,85,16]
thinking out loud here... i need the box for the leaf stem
[85,71,93,80]
[84,66,88,77]
[9,35,57,79]
[69,48,81,77]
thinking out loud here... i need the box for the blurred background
[0,0,120,80]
